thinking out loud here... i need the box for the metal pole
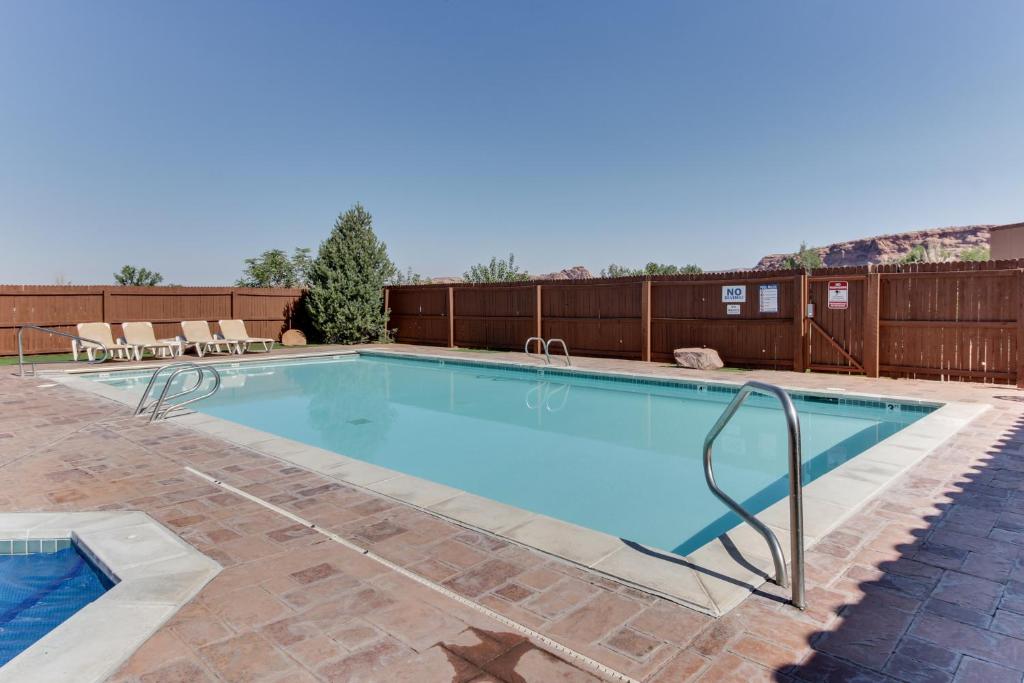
[781,390,806,609]
[17,326,26,377]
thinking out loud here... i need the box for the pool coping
[0,512,221,683]
[54,349,988,617]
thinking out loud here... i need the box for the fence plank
[641,280,652,362]
[447,287,455,348]
[793,274,806,372]
[864,273,880,377]
[1018,270,1024,389]
[534,285,542,353]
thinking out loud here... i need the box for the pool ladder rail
[703,380,806,610]
[134,362,222,422]
[524,337,572,367]
[15,324,109,377]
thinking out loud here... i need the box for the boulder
[281,329,307,347]
[673,347,723,370]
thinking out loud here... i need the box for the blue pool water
[93,353,934,556]
[0,543,113,665]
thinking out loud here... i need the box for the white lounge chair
[218,319,275,353]
[72,322,137,361]
[180,321,241,357]
[122,322,182,360]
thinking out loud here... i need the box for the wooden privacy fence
[1,285,304,356]
[386,260,1024,386]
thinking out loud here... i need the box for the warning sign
[827,281,849,310]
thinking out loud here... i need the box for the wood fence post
[641,279,652,362]
[447,286,455,348]
[102,288,112,323]
[535,285,543,353]
[1017,270,1024,389]
[792,274,806,372]
[864,273,880,377]
[230,290,238,320]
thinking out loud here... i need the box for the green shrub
[304,204,395,343]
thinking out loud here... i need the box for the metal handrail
[134,361,222,421]
[17,324,109,377]
[703,380,805,609]
[545,338,571,367]
[134,362,202,416]
[147,364,222,422]
[524,337,550,364]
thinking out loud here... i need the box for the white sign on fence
[726,304,741,315]
[759,284,779,313]
[722,285,746,303]
[828,281,849,310]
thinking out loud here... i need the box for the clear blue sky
[1,2,1021,284]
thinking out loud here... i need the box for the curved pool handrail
[702,380,805,609]
[135,362,201,416]
[545,338,571,367]
[524,337,550,364]
[149,364,222,422]
[17,324,109,377]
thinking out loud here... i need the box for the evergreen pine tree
[305,204,395,343]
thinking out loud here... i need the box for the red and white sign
[827,281,849,309]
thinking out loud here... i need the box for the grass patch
[0,353,78,366]
[662,362,751,373]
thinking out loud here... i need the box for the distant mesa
[754,224,993,269]
[534,266,593,280]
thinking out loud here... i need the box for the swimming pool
[90,352,934,558]
[0,540,113,666]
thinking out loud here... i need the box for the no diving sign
[721,285,746,303]
[827,281,849,310]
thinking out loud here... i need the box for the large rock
[674,347,724,370]
[535,266,593,281]
[281,329,307,346]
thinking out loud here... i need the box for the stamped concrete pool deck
[4,344,1024,681]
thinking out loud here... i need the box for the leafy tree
[780,242,822,272]
[600,263,637,278]
[114,265,163,286]
[236,248,312,287]
[389,266,424,285]
[641,262,702,276]
[600,262,703,277]
[897,242,951,264]
[959,246,990,262]
[304,204,396,343]
[463,253,529,283]
[898,245,928,264]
